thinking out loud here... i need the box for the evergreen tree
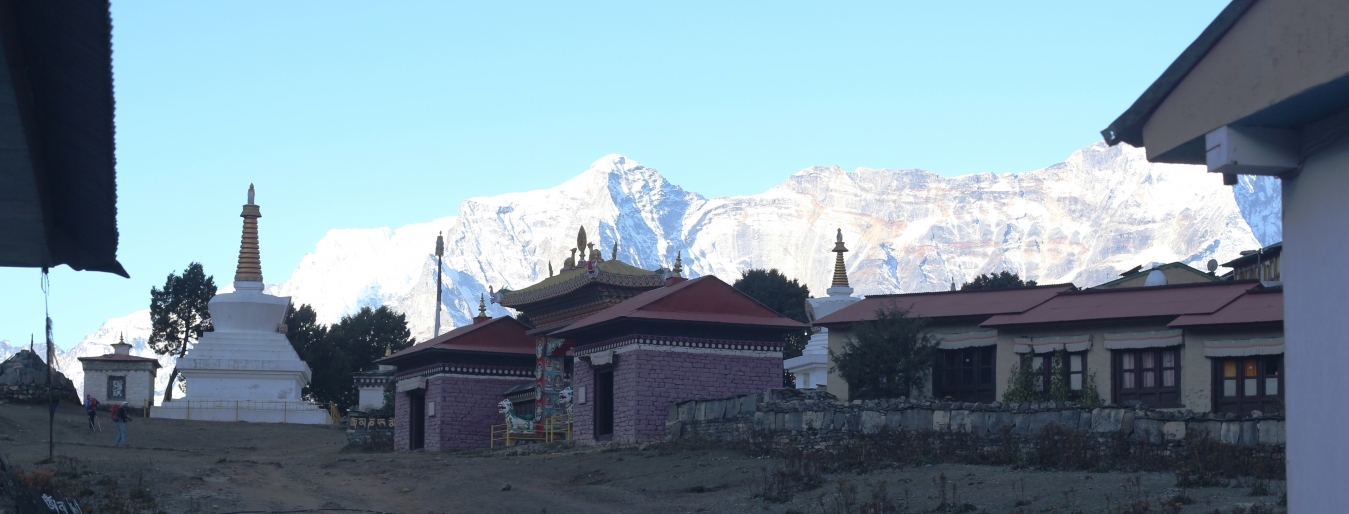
[961,271,1037,291]
[288,305,414,413]
[733,269,811,387]
[148,263,218,402]
[830,304,936,400]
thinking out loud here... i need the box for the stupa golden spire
[830,228,849,288]
[234,184,264,283]
[478,293,487,317]
[672,251,683,277]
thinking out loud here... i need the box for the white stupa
[155,185,329,424]
[786,229,860,390]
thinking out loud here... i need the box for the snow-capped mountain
[13,311,176,403]
[275,142,1272,342]
[1233,174,1282,247]
[59,142,1283,396]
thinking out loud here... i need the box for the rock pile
[0,350,80,404]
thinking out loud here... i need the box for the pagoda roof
[498,259,663,308]
[376,316,534,365]
[552,276,807,338]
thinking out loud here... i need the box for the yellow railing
[490,414,572,448]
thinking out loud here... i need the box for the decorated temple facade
[376,301,534,451]
[553,276,805,442]
[494,227,667,423]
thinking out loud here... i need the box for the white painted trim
[1204,337,1286,357]
[1103,329,1183,349]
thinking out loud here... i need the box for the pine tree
[830,303,936,400]
[733,269,811,387]
[148,263,217,403]
[961,271,1038,291]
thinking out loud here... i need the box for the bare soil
[0,402,1285,513]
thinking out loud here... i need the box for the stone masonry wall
[425,375,522,451]
[393,389,411,451]
[575,348,781,443]
[669,389,1286,450]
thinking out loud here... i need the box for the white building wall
[1282,135,1349,512]
[81,366,156,409]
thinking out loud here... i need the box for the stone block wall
[394,389,411,451]
[424,375,522,451]
[575,348,781,443]
[81,365,156,409]
[669,389,1286,450]
[345,414,395,450]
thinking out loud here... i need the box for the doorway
[594,368,614,440]
[408,390,425,450]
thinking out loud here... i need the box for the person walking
[84,394,100,431]
[111,401,131,447]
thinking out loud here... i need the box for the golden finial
[566,248,576,268]
[830,228,850,289]
[478,294,487,317]
[576,226,588,258]
[384,343,391,357]
[611,241,618,261]
[672,251,683,277]
[235,184,264,283]
[119,332,125,345]
[587,242,596,261]
[548,261,554,277]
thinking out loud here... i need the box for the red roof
[1169,287,1283,327]
[377,316,534,363]
[815,284,1076,327]
[551,276,807,337]
[982,281,1260,327]
[77,353,161,367]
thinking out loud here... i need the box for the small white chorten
[785,229,860,390]
[155,185,329,424]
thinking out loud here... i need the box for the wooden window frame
[1027,351,1087,400]
[933,346,996,403]
[1111,348,1181,408]
[1212,355,1284,415]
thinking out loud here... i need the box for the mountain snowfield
[19,142,1281,403]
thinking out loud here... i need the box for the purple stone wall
[574,348,781,443]
[394,390,411,451]
[427,375,522,451]
[393,375,522,451]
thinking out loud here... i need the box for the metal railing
[490,414,571,448]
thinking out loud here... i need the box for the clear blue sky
[0,1,1228,350]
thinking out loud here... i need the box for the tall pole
[434,233,444,337]
[42,267,53,461]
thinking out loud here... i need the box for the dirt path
[0,402,1284,513]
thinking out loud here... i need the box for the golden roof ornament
[611,241,618,261]
[548,261,554,277]
[576,227,588,259]
[384,343,391,357]
[672,251,683,277]
[478,293,487,317]
[831,228,850,288]
[565,248,576,269]
[234,184,264,284]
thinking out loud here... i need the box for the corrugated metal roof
[551,276,807,337]
[814,284,1076,327]
[1169,287,1283,327]
[77,353,161,367]
[376,316,535,363]
[983,281,1260,327]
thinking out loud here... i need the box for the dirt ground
[0,402,1285,514]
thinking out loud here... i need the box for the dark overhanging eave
[1100,0,1259,148]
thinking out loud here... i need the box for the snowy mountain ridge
[48,143,1281,404]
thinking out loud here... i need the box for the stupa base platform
[155,399,332,425]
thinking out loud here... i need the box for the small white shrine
[78,334,160,410]
[156,185,330,424]
[786,229,860,390]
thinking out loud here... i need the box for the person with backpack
[111,401,131,447]
[84,394,100,431]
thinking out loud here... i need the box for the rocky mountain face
[275,143,1273,342]
[58,142,1282,402]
